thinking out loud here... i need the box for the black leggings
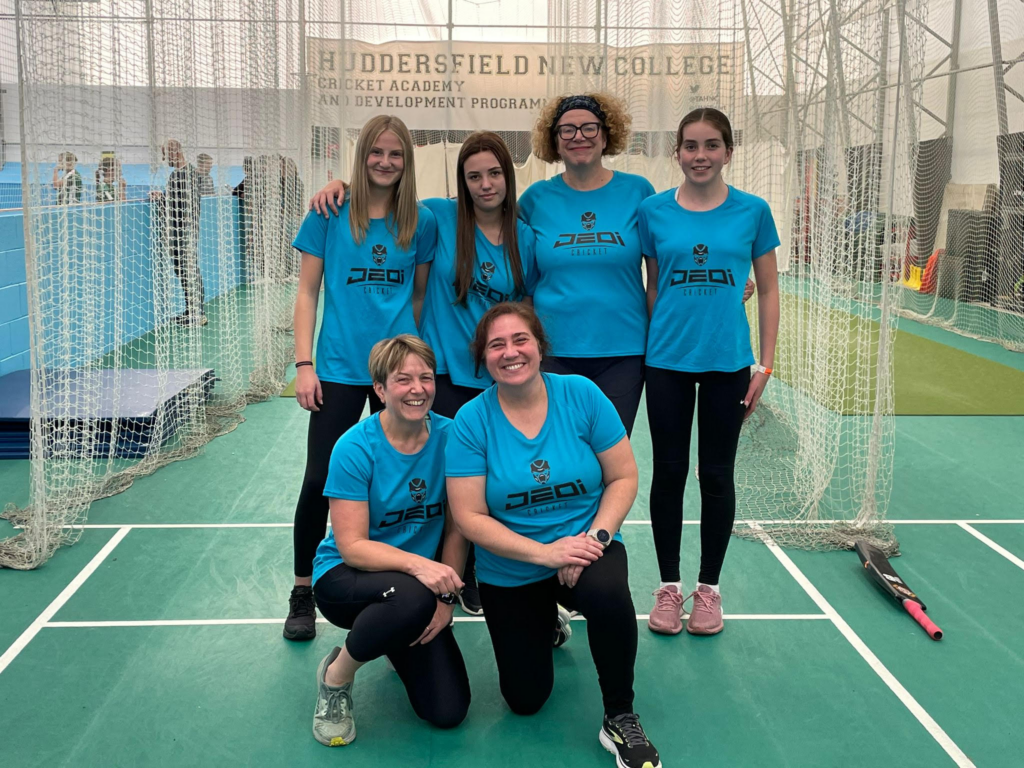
[170,241,205,316]
[431,373,483,579]
[432,373,484,419]
[292,380,384,577]
[314,564,471,729]
[478,541,636,718]
[646,366,750,585]
[542,355,644,437]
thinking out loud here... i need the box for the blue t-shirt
[419,198,539,389]
[639,186,780,372]
[518,172,655,358]
[445,374,626,587]
[292,201,437,385]
[311,412,453,586]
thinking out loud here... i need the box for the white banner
[309,40,745,132]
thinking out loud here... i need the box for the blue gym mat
[0,368,216,459]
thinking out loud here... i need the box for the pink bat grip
[903,599,942,640]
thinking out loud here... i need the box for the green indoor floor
[2,330,1024,766]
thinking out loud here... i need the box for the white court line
[0,526,132,677]
[957,523,1024,572]
[63,519,1024,529]
[65,523,293,529]
[43,613,827,629]
[749,523,974,768]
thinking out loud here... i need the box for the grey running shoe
[553,603,573,648]
[284,585,316,641]
[313,647,356,747]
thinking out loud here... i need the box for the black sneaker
[284,585,317,641]
[458,569,483,616]
[173,313,208,327]
[599,713,662,768]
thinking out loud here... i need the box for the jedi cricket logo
[581,211,596,231]
[408,478,427,503]
[480,262,496,282]
[505,458,589,512]
[372,244,387,266]
[693,243,709,266]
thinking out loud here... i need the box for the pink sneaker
[647,585,684,635]
[685,585,723,635]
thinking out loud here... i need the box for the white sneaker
[554,604,573,648]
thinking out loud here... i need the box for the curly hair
[531,92,632,164]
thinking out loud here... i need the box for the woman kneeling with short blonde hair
[311,334,470,747]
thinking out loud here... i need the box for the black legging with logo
[478,541,636,718]
[292,380,384,578]
[645,366,750,585]
[314,563,471,729]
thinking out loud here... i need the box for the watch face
[597,529,611,544]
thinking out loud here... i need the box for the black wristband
[438,592,458,605]
[295,361,313,368]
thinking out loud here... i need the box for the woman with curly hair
[519,92,654,436]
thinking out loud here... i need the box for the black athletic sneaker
[284,585,317,641]
[173,313,208,327]
[599,713,662,768]
[458,568,483,616]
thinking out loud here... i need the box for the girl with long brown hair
[641,108,780,637]
[310,130,538,616]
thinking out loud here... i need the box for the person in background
[53,151,83,206]
[232,156,255,277]
[95,156,127,203]
[281,157,305,279]
[151,139,205,326]
[197,153,215,196]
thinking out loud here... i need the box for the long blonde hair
[349,115,419,249]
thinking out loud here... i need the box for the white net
[536,2,915,552]
[1,0,303,568]
[894,0,1024,352]
[3,0,927,566]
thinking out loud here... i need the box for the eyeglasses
[556,122,602,141]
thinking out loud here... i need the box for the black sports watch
[587,529,611,549]
[438,591,458,605]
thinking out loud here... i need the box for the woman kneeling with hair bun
[446,302,661,768]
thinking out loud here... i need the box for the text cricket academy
[308,40,742,129]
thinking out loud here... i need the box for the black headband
[552,95,606,127]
